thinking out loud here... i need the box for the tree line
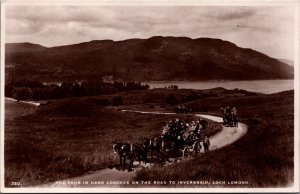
[5,80,150,101]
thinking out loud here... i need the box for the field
[4,88,294,187]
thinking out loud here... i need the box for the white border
[293,1,300,193]
[0,0,298,6]
[1,0,299,193]
[1,1,6,193]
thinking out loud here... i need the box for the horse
[141,137,169,164]
[127,143,148,171]
[140,137,160,160]
[113,142,148,171]
[113,143,131,168]
[223,115,238,127]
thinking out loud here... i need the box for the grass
[4,88,294,187]
[5,95,221,187]
[134,90,294,187]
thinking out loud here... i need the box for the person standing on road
[203,136,210,153]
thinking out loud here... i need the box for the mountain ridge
[5,36,294,82]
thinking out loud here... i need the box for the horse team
[112,118,209,171]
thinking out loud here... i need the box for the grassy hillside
[135,90,294,187]
[5,91,221,187]
[5,88,293,187]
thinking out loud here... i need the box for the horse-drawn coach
[221,106,238,127]
[174,105,193,114]
[112,118,208,170]
[112,107,238,171]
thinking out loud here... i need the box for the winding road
[5,97,41,106]
[39,110,248,188]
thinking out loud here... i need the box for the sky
[5,5,295,60]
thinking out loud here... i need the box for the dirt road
[5,97,41,106]
[39,110,248,188]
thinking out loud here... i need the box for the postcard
[1,0,299,193]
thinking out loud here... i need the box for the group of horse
[112,118,209,171]
[112,137,166,171]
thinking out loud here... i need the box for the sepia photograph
[1,0,299,193]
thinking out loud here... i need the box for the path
[5,97,41,106]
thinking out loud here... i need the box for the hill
[278,58,294,66]
[5,36,294,82]
[5,42,46,53]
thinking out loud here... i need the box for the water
[146,79,294,94]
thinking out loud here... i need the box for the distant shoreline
[143,78,294,83]
[144,79,294,94]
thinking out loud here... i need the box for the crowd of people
[161,118,208,145]
[220,106,237,116]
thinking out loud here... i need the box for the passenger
[232,107,237,115]
[179,122,185,133]
[193,121,199,136]
[225,106,230,115]
[203,136,210,153]
[162,124,170,136]
[220,107,224,115]
[185,123,192,134]
[191,120,195,125]
[190,121,196,132]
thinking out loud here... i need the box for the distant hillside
[278,58,294,66]
[6,42,46,53]
[5,36,294,82]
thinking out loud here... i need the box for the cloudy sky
[5,5,295,59]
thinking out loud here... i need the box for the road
[5,97,41,106]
